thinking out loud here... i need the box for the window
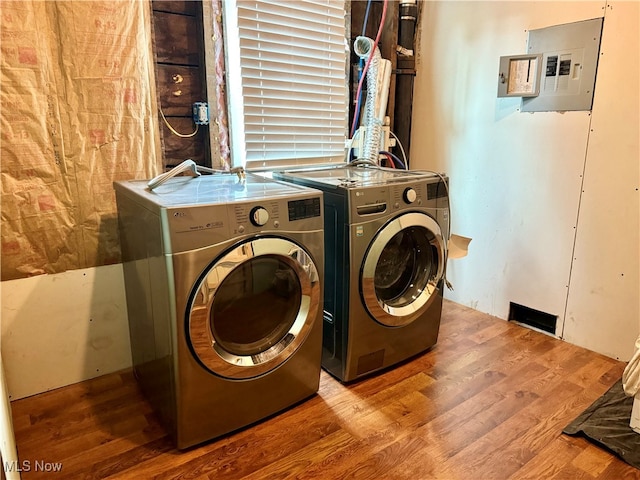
[223,0,348,169]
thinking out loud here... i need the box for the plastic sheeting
[564,379,640,469]
[1,0,161,280]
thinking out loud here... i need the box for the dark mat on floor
[563,379,640,469]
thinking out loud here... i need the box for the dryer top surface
[114,172,317,209]
[277,165,444,190]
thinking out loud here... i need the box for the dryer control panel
[164,194,323,253]
[288,197,322,221]
[231,196,322,235]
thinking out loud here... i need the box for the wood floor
[9,300,640,479]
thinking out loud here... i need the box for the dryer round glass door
[188,237,321,379]
[361,212,445,327]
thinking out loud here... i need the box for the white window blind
[223,0,348,169]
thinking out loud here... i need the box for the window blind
[223,0,348,169]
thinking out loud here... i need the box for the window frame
[221,0,349,170]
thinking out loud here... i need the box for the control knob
[250,206,269,226]
[403,188,417,204]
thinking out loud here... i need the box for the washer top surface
[115,172,316,209]
[277,165,441,189]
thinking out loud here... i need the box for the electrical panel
[497,54,542,97]
[522,18,603,112]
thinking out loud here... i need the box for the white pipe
[1,356,21,480]
[354,36,383,164]
[376,59,392,123]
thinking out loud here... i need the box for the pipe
[398,0,417,53]
[377,59,392,123]
[354,36,388,164]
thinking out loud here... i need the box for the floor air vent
[508,302,557,335]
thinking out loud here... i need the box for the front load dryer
[274,165,449,382]
[114,173,324,448]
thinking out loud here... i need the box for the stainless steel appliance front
[274,165,449,381]
[115,173,324,448]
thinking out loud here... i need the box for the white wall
[412,1,639,360]
[1,265,131,400]
[563,1,640,357]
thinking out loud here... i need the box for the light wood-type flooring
[9,300,640,479]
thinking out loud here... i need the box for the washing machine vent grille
[356,349,385,376]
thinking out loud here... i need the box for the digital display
[288,197,321,221]
[427,181,447,200]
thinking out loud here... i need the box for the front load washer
[114,173,324,448]
[274,165,449,382]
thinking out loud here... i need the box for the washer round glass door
[188,237,321,379]
[361,212,445,327]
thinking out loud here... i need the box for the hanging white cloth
[623,334,640,397]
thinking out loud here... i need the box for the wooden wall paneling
[152,12,202,65]
[192,2,212,168]
[201,0,226,169]
[393,73,415,166]
[156,65,204,117]
[152,0,199,15]
[161,117,206,167]
[152,1,210,170]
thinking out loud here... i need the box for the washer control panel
[349,176,448,221]
[403,187,417,204]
